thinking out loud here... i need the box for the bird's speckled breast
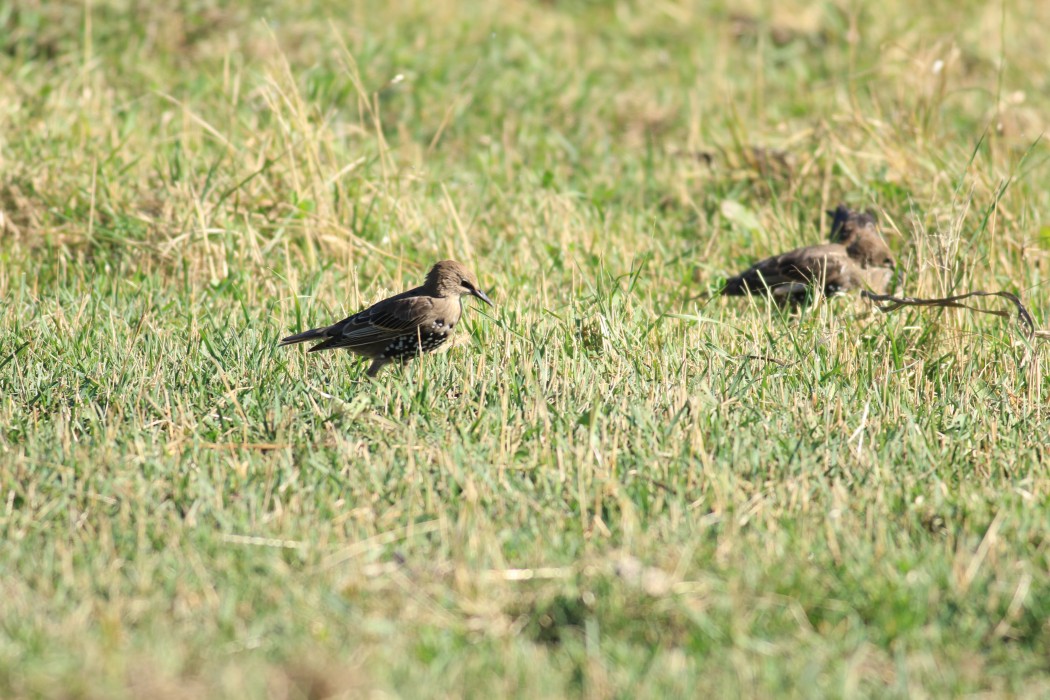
[380,320,454,360]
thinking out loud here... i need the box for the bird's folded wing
[738,246,849,291]
[324,296,436,348]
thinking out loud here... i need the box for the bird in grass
[280,260,493,377]
[721,205,895,302]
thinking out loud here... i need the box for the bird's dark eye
[461,278,474,290]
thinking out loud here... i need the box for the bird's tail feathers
[279,327,329,346]
[721,275,753,296]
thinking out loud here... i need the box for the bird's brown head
[846,235,896,271]
[424,260,494,306]
[827,205,878,243]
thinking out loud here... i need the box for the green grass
[2,0,1049,697]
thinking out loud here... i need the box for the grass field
[2,0,1049,697]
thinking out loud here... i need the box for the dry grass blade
[861,290,1045,339]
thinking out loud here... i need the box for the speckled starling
[280,260,493,376]
[722,205,895,302]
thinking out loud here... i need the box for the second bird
[722,205,895,303]
[280,260,493,377]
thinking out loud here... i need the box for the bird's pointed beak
[472,288,494,307]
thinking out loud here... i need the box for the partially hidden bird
[721,205,895,302]
[280,260,493,377]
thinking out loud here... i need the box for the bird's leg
[366,358,390,377]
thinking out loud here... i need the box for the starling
[280,260,493,376]
[722,205,895,302]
